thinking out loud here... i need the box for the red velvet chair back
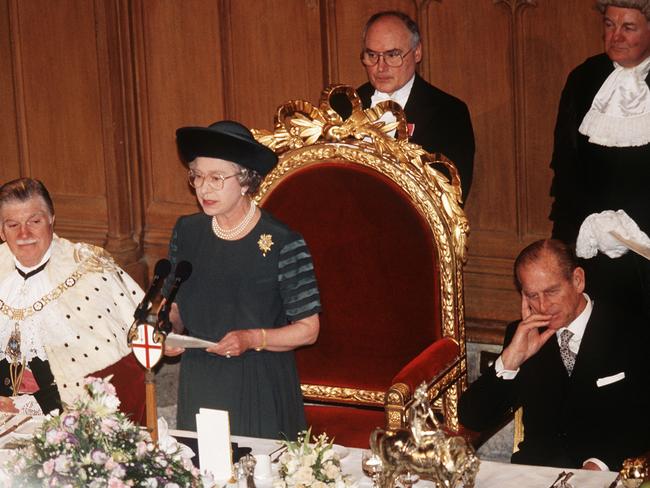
[263,161,440,393]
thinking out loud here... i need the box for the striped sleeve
[278,237,321,321]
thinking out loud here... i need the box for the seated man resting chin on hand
[459,239,650,471]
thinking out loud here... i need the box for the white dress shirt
[370,75,415,137]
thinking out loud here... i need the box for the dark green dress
[168,210,321,439]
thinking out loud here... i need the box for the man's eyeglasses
[188,170,241,190]
[360,48,414,67]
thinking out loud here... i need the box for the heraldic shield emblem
[131,323,164,370]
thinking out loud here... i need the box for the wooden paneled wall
[0,0,604,338]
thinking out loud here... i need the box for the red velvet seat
[91,352,146,424]
[255,86,469,448]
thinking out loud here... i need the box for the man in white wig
[0,178,145,419]
[549,0,650,318]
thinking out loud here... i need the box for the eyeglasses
[360,48,414,67]
[188,170,241,190]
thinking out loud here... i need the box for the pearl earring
[241,189,246,196]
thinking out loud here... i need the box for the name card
[197,408,232,481]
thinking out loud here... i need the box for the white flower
[91,449,109,465]
[136,441,148,458]
[301,453,317,468]
[42,459,55,476]
[108,477,128,488]
[275,430,354,488]
[293,465,315,485]
[45,428,66,445]
[5,377,200,487]
[101,417,120,434]
[324,463,341,480]
[285,456,300,474]
[54,454,72,473]
[110,463,126,479]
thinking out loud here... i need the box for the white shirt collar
[370,74,416,109]
[556,293,592,347]
[14,241,53,275]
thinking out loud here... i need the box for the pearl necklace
[211,200,257,240]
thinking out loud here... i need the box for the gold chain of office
[0,270,84,321]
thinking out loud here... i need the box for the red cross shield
[131,323,164,369]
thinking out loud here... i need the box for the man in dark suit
[459,239,650,471]
[354,11,475,201]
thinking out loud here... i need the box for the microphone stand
[130,260,192,444]
[128,301,167,444]
[145,369,158,443]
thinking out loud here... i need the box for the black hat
[176,120,278,176]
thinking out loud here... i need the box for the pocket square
[596,372,625,387]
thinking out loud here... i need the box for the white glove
[576,210,650,259]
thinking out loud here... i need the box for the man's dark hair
[362,11,421,48]
[0,177,55,216]
[514,239,578,291]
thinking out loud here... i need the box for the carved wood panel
[11,0,108,235]
[133,0,225,264]
[223,0,324,131]
[0,0,19,184]
[425,0,518,234]
[520,1,602,236]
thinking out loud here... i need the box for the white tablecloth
[231,435,618,488]
[0,422,620,487]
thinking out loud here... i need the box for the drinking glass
[397,471,419,488]
[361,450,383,487]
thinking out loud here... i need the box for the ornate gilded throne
[253,86,469,448]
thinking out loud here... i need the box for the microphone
[133,258,172,322]
[158,260,193,334]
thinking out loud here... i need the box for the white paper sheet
[196,408,232,481]
[166,333,216,349]
[610,230,650,260]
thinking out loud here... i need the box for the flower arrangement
[273,429,355,488]
[5,376,202,487]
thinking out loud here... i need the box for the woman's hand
[163,344,185,357]
[204,314,320,357]
[206,330,255,358]
[0,396,18,413]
